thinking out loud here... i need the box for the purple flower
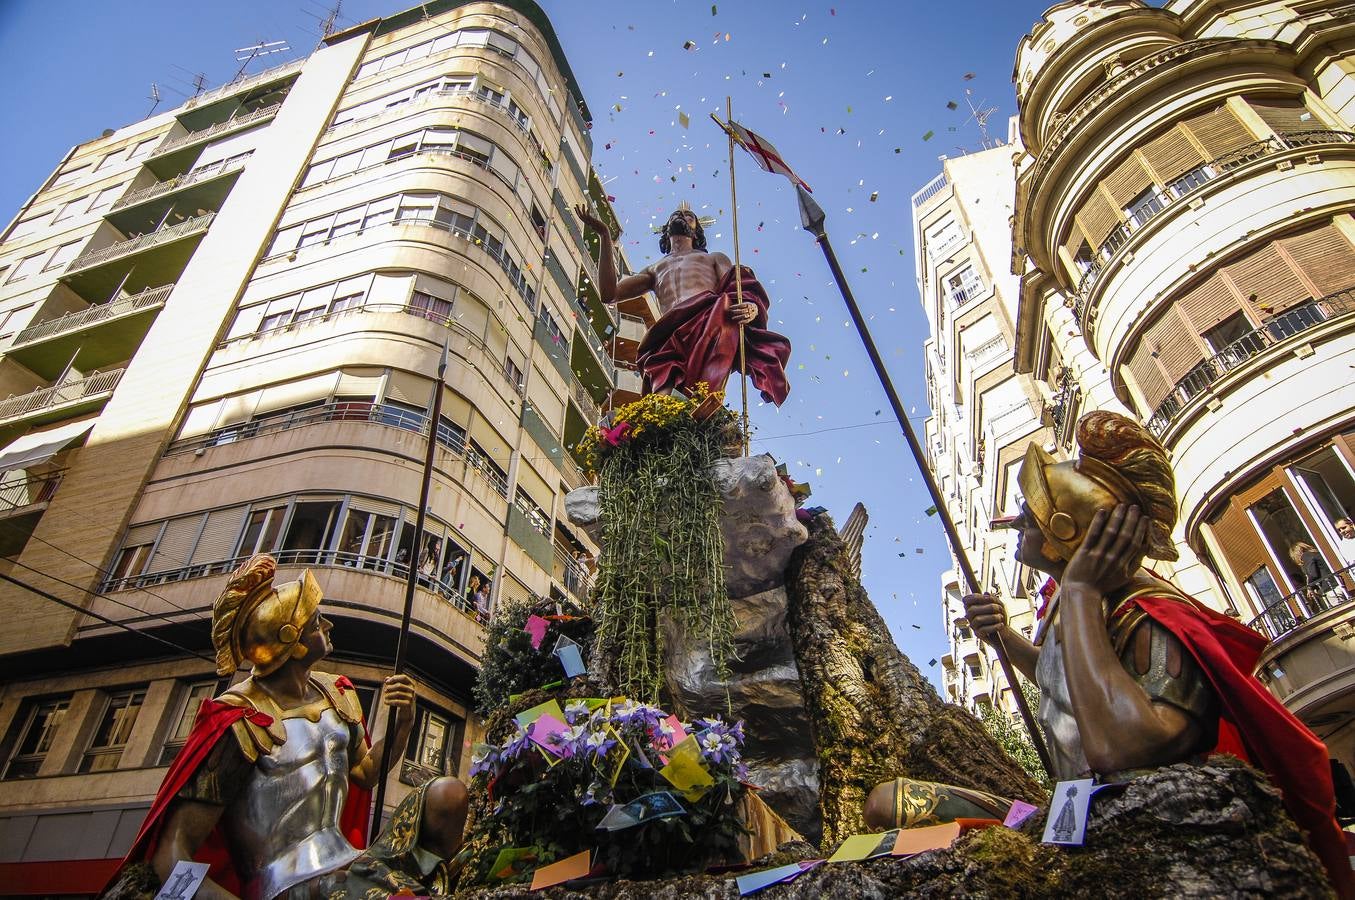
[469,743,500,778]
[698,729,738,766]
[584,729,618,760]
[610,701,665,732]
[501,723,533,762]
[564,700,591,725]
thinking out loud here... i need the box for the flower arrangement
[576,382,732,474]
[460,697,751,885]
[473,595,594,715]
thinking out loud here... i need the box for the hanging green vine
[582,385,738,703]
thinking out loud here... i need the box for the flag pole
[723,97,751,456]
[795,185,1054,781]
[369,339,449,842]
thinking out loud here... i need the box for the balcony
[1249,562,1354,641]
[912,171,950,210]
[65,214,216,275]
[611,366,644,405]
[149,103,281,159]
[0,469,63,516]
[569,376,600,424]
[1145,290,1355,439]
[110,155,249,213]
[1072,130,1355,327]
[0,369,124,430]
[553,542,593,602]
[7,285,173,379]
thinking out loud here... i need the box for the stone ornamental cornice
[1015,36,1292,269]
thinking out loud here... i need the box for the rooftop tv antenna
[963,87,999,150]
[233,39,291,81]
[319,1,343,37]
[146,83,162,118]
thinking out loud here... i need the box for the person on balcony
[959,411,1351,897]
[104,555,470,899]
[1334,517,1355,568]
[574,202,791,404]
[1290,540,1335,613]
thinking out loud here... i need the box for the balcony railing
[0,469,64,510]
[186,60,300,108]
[912,171,950,208]
[570,377,600,423]
[964,333,1009,368]
[100,548,485,620]
[1145,289,1355,437]
[66,214,216,274]
[554,542,594,601]
[11,285,173,348]
[573,316,616,381]
[152,104,281,157]
[1072,130,1355,326]
[110,156,250,211]
[0,369,124,426]
[987,398,1041,441]
[1248,561,1355,641]
[560,446,591,491]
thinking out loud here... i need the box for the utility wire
[0,571,213,663]
[7,556,211,634]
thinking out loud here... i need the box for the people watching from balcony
[1335,518,1355,566]
[1290,540,1335,612]
[468,574,490,622]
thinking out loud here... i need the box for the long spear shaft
[724,97,750,456]
[369,340,449,842]
[795,186,1054,780]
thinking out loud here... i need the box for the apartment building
[0,2,648,890]
[1011,0,1355,770]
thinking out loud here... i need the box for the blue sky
[0,0,1060,687]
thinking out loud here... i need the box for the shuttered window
[336,367,384,399]
[1279,225,1355,297]
[1102,154,1155,207]
[255,373,337,415]
[150,514,203,572]
[191,507,247,565]
[1178,272,1242,329]
[1248,97,1314,136]
[1144,308,1201,381]
[1125,343,1173,409]
[1222,243,1310,315]
[1206,500,1276,593]
[1074,188,1120,248]
[1181,106,1254,158]
[349,496,402,518]
[1139,124,1207,183]
[384,370,429,405]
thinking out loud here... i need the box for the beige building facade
[1011,0,1355,770]
[0,2,642,891]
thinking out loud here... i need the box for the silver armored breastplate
[1035,617,1090,783]
[226,707,360,900]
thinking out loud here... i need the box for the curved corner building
[1013,0,1355,772]
[0,3,648,888]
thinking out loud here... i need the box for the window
[397,194,437,222]
[530,204,547,241]
[3,697,71,779]
[127,137,158,161]
[6,252,46,283]
[48,166,89,191]
[405,703,456,774]
[1203,312,1255,354]
[259,311,291,332]
[53,196,89,224]
[1124,186,1166,228]
[330,292,364,315]
[1073,241,1096,275]
[504,358,525,395]
[436,415,466,454]
[410,290,453,323]
[79,689,146,772]
[111,542,153,582]
[238,505,286,556]
[966,660,983,679]
[159,680,221,765]
[338,509,398,568]
[926,217,964,260]
[8,214,49,241]
[946,265,984,307]
[43,240,82,273]
[298,215,334,248]
[87,184,124,213]
[281,501,340,554]
[362,197,397,230]
[94,149,127,172]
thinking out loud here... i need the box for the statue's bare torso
[643,250,733,315]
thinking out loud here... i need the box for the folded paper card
[735,860,824,895]
[1043,778,1094,846]
[527,713,569,757]
[1003,799,1040,829]
[827,831,894,863]
[659,734,714,801]
[523,614,550,649]
[891,822,961,856]
[489,846,540,881]
[597,790,687,831]
[514,699,565,730]
[530,849,590,891]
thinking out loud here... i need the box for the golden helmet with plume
[212,554,323,677]
[1017,410,1179,563]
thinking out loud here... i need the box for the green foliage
[979,679,1051,789]
[473,596,595,715]
[593,413,735,702]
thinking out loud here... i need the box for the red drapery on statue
[1116,591,1354,898]
[637,265,791,405]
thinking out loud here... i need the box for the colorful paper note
[514,699,565,731]
[1042,778,1094,846]
[597,790,686,831]
[527,713,569,756]
[529,849,590,891]
[891,822,961,856]
[523,614,550,649]
[1003,799,1040,828]
[658,734,714,801]
[735,859,823,895]
[827,831,893,862]
[489,846,540,881]
[554,635,586,678]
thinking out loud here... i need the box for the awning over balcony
[0,419,94,473]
